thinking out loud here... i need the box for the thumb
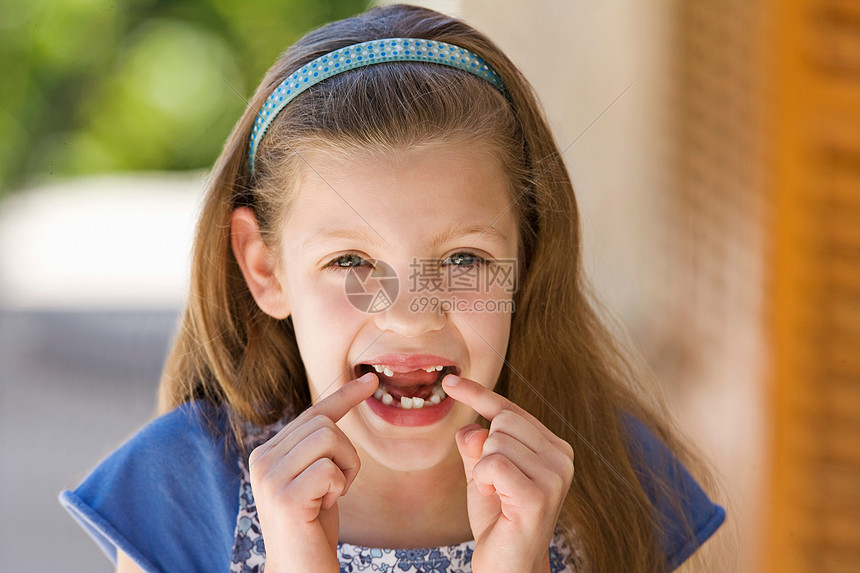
[455,424,488,481]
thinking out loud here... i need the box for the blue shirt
[60,400,725,571]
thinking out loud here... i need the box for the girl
[61,4,725,572]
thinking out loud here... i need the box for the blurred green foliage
[0,0,369,196]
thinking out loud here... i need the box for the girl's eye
[325,254,367,269]
[445,251,485,266]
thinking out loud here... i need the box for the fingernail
[358,372,376,383]
[464,429,481,445]
[443,374,460,387]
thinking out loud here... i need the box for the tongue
[379,368,439,400]
[382,369,439,384]
[385,383,435,401]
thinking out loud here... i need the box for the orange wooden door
[767,0,860,571]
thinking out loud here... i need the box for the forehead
[283,142,519,249]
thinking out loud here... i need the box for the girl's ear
[230,207,291,319]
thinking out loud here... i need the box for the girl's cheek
[308,280,366,322]
[287,274,347,328]
[457,285,514,357]
[451,284,514,318]
[291,281,367,389]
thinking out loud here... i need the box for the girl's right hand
[248,371,379,573]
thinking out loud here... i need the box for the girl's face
[276,142,519,472]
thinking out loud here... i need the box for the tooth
[382,393,393,405]
[400,397,413,409]
[436,365,444,371]
[429,393,441,404]
[383,367,394,377]
[412,397,424,409]
[432,385,447,399]
[374,388,384,400]
[373,365,384,373]
[425,367,436,373]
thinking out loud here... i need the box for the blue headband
[247,37,506,175]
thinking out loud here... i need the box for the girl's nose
[374,288,446,337]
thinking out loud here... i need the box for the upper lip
[354,353,461,375]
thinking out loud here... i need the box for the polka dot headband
[247,37,507,175]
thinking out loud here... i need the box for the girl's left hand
[442,375,575,573]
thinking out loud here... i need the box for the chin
[362,433,460,473]
[342,400,477,473]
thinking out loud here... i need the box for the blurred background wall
[1,1,857,572]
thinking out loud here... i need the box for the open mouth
[355,363,460,409]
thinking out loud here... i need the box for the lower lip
[364,395,455,426]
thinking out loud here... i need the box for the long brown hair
[159,4,719,571]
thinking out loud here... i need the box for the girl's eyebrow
[426,223,509,248]
[303,228,380,249]
[303,223,509,250]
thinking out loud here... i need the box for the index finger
[441,374,553,438]
[302,371,379,423]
